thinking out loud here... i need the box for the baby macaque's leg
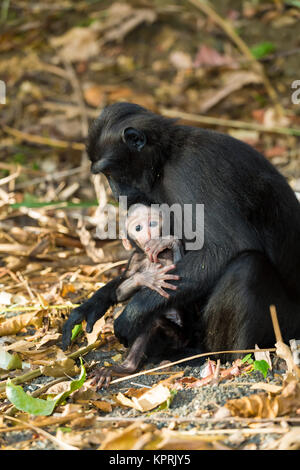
[89,315,186,389]
[89,333,147,389]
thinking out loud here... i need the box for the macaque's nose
[91,159,112,174]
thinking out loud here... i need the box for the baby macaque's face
[123,205,161,251]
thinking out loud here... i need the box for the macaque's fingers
[160,282,178,291]
[145,239,170,262]
[143,281,170,298]
[159,274,180,281]
[105,375,112,388]
[89,367,109,390]
[158,264,176,273]
[96,375,107,390]
[86,310,102,333]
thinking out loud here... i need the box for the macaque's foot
[89,364,137,390]
[135,264,179,298]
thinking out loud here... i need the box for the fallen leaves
[0,310,44,336]
[116,384,172,412]
[6,358,86,416]
[174,359,253,389]
[99,422,225,450]
[225,377,300,419]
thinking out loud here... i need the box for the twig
[0,338,105,393]
[110,347,276,385]
[187,0,283,117]
[15,166,85,190]
[0,412,81,433]
[270,305,283,343]
[3,415,79,450]
[0,304,80,313]
[95,415,300,424]
[159,108,300,137]
[1,125,85,151]
[63,58,89,167]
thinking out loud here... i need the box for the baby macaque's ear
[122,238,132,251]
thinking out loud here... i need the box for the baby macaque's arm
[116,263,179,300]
[144,236,183,263]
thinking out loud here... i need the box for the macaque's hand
[144,236,179,263]
[134,263,179,298]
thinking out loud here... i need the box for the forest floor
[0,0,300,450]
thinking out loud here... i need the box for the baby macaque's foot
[135,264,179,298]
[89,364,136,390]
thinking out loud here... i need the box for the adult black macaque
[62,102,300,362]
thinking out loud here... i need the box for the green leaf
[6,357,86,416]
[251,42,276,60]
[241,354,253,364]
[6,381,57,415]
[0,350,23,371]
[71,323,83,341]
[253,359,270,378]
[285,0,300,8]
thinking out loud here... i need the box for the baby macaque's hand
[144,236,179,263]
[134,264,179,298]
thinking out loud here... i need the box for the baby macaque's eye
[149,221,158,227]
[135,224,142,232]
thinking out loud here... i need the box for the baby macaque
[89,204,188,389]
[116,203,183,301]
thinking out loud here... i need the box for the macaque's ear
[122,127,146,152]
[122,238,133,251]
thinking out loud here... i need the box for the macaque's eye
[149,221,158,227]
[135,224,142,232]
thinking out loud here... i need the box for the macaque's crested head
[122,204,162,251]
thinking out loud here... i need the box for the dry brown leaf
[276,341,300,378]
[46,381,71,395]
[116,384,171,412]
[71,413,96,429]
[150,429,225,450]
[251,382,282,394]
[157,371,184,387]
[100,422,155,450]
[71,387,100,402]
[61,284,76,298]
[226,378,300,418]
[198,70,262,113]
[36,332,61,349]
[56,428,105,449]
[50,27,100,62]
[0,311,44,336]
[41,357,79,377]
[3,339,35,353]
[91,400,112,412]
[100,3,156,44]
[266,428,300,450]
[85,317,105,345]
[83,84,106,108]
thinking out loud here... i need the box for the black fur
[63,102,300,359]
